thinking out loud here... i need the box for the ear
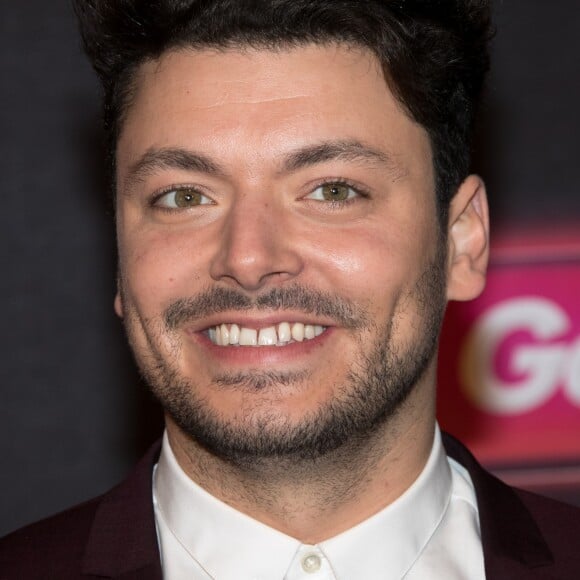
[446,174,490,302]
[114,278,124,318]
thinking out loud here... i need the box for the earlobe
[446,174,490,302]
[114,289,124,318]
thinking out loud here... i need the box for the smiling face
[114,44,474,463]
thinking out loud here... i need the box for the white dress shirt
[153,427,485,579]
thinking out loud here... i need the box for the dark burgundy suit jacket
[2,434,580,579]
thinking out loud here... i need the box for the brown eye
[307,182,357,202]
[174,189,202,207]
[155,187,211,208]
[323,184,350,201]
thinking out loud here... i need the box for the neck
[166,394,435,543]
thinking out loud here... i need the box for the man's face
[115,44,448,461]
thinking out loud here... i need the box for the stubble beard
[126,251,447,468]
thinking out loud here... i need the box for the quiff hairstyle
[74,0,492,222]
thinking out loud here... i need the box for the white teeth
[258,326,277,345]
[278,322,291,343]
[208,327,217,343]
[208,322,326,346]
[220,324,230,346]
[239,327,258,346]
[229,324,240,345]
[291,323,305,342]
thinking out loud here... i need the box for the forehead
[128,43,387,110]
[117,44,430,178]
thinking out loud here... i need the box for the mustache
[164,285,368,330]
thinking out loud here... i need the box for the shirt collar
[320,427,452,578]
[154,427,452,579]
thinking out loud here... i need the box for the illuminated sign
[461,297,580,415]
[438,229,580,466]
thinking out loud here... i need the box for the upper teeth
[208,323,325,346]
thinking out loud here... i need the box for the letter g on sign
[460,297,571,415]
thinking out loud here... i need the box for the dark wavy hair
[73,0,492,220]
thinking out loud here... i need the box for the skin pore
[114,44,489,543]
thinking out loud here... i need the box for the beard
[124,248,447,466]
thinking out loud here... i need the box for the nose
[209,194,304,291]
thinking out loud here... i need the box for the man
[1,1,579,578]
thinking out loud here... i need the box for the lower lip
[191,328,333,365]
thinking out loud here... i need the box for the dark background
[1,1,579,536]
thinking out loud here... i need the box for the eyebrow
[280,139,398,174]
[123,139,404,192]
[124,148,227,191]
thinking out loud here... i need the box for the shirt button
[301,553,322,573]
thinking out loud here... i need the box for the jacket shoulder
[0,441,162,580]
[444,432,580,578]
[515,487,580,559]
[0,496,103,579]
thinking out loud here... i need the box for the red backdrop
[438,225,580,494]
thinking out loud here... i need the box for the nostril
[209,239,303,290]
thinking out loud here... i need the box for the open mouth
[207,322,326,347]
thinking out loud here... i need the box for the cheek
[306,224,409,299]
[118,227,205,310]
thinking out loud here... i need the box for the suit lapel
[82,441,163,579]
[443,433,554,578]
